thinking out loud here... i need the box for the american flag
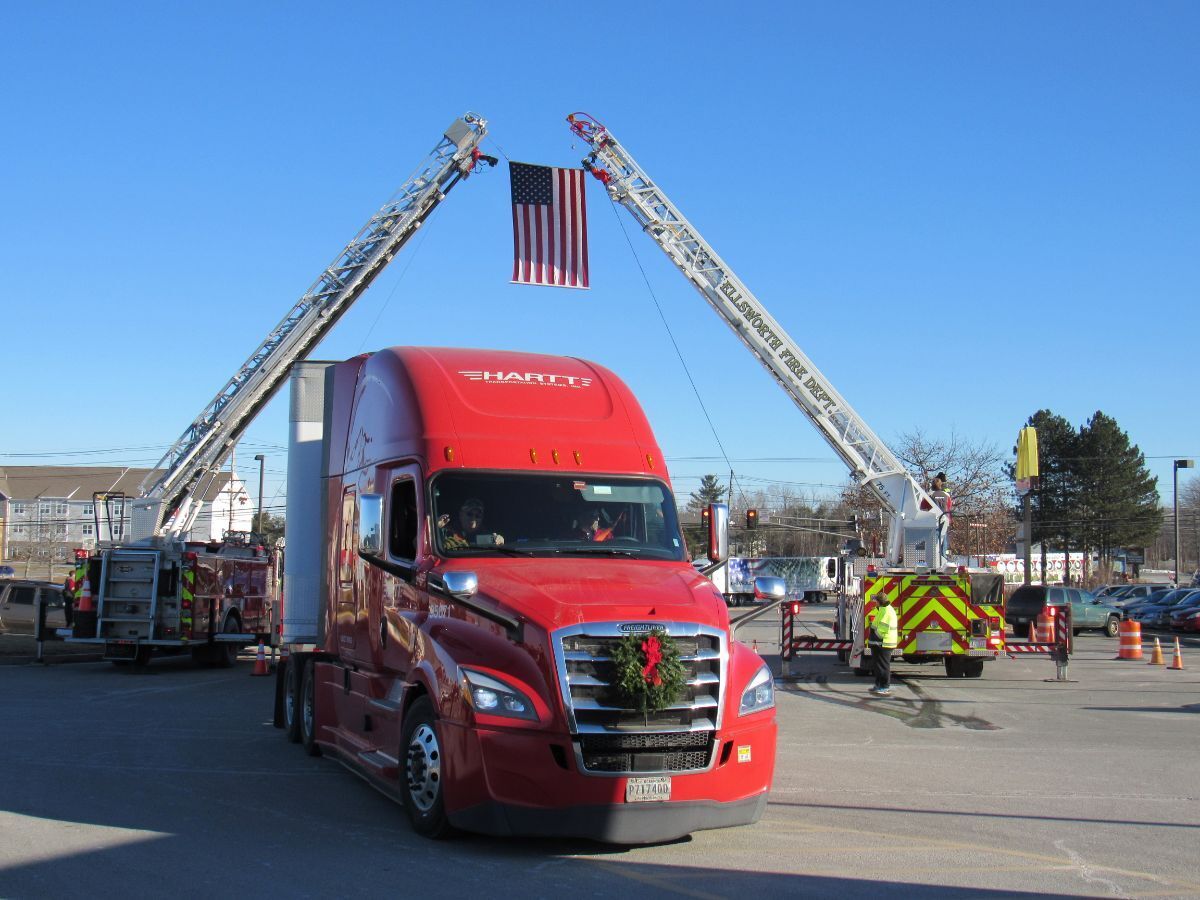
[510,162,589,288]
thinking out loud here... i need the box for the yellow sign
[1016,427,1039,482]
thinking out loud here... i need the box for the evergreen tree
[1022,410,1081,555]
[688,474,726,512]
[1075,411,1161,566]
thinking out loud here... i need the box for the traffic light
[746,508,758,529]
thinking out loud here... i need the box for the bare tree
[837,430,1015,560]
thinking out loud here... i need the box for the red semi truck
[274,347,776,843]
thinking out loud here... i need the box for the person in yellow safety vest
[866,594,900,696]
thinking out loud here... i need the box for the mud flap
[849,605,866,669]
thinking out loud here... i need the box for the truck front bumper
[439,715,776,844]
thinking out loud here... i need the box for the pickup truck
[1007,585,1121,638]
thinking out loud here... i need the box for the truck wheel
[1105,617,1120,638]
[214,616,241,668]
[283,656,303,743]
[401,696,451,838]
[300,659,321,757]
[944,657,964,678]
[962,659,985,678]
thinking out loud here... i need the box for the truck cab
[278,347,776,843]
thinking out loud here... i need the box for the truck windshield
[431,473,687,561]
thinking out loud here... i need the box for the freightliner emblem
[618,623,657,634]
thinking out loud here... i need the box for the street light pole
[254,454,266,536]
[1174,459,1194,587]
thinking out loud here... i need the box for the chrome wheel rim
[406,723,441,813]
[285,666,297,727]
[302,671,314,738]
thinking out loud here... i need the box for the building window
[55,525,67,535]
[113,524,124,538]
[40,503,52,517]
[83,503,94,515]
[12,525,26,536]
[55,502,69,516]
[13,503,27,516]
[82,524,94,536]
[112,500,125,516]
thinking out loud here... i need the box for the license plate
[625,776,671,803]
[970,638,986,649]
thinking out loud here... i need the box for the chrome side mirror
[754,576,787,602]
[708,503,729,564]
[358,493,383,557]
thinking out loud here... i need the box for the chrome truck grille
[552,623,726,776]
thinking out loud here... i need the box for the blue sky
[2,1,1197,518]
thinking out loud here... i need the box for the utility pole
[1174,460,1194,586]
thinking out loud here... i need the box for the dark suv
[1007,585,1121,638]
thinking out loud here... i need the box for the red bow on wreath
[641,634,664,686]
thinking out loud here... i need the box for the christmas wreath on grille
[610,628,688,713]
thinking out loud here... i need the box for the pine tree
[1075,411,1162,567]
[688,474,726,513]
[1022,410,1081,557]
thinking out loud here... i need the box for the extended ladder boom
[566,113,944,566]
[135,114,494,541]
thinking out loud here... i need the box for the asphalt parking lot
[1,608,1197,899]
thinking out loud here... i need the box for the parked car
[0,580,67,635]
[1177,608,1200,633]
[1119,588,1172,617]
[1093,584,1131,601]
[1007,585,1122,637]
[1131,590,1200,629]
[1167,596,1200,630]
[0,564,17,579]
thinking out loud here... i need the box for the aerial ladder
[566,113,1009,677]
[134,113,495,542]
[566,112,943,567]
[69,114,494,664]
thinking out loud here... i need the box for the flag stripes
[511,164,589,288]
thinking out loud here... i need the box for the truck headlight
[460,668,538,721]
[738,663,775,716]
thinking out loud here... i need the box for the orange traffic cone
[251,642,269,676]
[77,577,94,613]
[1148,637,1165,666]
[1169,637,1184,671]
[752,639,760,654]
[1027,621,1035,642]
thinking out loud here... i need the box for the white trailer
[711,557,837,607]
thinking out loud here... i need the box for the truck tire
[214,615,241,668]
[1105,616,1120,638]
[401,696,451,839]
[300,659,321,757]
[962,659,985,678]
[944,657,964,678]
[283,656,303,743]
